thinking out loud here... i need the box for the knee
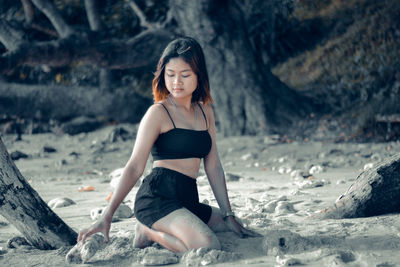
[188,233,221,250]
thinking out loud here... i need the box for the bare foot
[133,223,154,248]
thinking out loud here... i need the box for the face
[164,57,198,99]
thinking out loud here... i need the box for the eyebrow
[166,69,192,73]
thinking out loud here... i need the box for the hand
[224,216,262,238]
[77,216,111,244]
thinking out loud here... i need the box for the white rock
[48,197,76,209]
[109,168,124,189]
[241,153,253,161]
[90,207,105,221]
[309,165,323,174]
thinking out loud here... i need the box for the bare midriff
[153,158,201,179]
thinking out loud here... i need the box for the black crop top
[151,103,212,160]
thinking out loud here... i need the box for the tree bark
[0,137,77,249]
[170,0,312,135]
[0,82,151,122]
[84,0,112,92]
[317,153,400,219]
[0,29,173,74]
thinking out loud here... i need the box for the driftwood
[318,153,400,219]
[0,137,77,249]
[0,82,151,122]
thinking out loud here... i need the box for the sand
[1,123,400,266]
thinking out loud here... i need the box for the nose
[173,75,182,85]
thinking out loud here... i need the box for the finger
[241,227,262,237]
[229,222,244,238]
[82,228,96,243]
[103,230,110,243]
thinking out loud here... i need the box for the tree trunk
[317,153,400,219]
[0,137,77,249]
[0,82,151,122]
[170,0,313,135]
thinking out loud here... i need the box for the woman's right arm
[77,104,164,243]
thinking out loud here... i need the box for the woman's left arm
[203,105,261,238]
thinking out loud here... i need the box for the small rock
[90,207,105,221]
[114,204,132,219]
[241,153,254,161]
[276,255,303,266]
[109,168,124,189]
[0,246,7,255]
[48,197,76,209]
[309,165,323,174]
[225,172,241,182]
[140,250,179,266]
[10,151,28,160]
[43,146,57,153]
[7,236,30,248]
[262,230,315,255]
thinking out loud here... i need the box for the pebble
[48,197,76,209]
[42,146,57,153]
[241,153,254,161]
[262,230,314,255]
[114,204,132,219]
[294,179,328,189]
[140,250,179,266]
[7,236,30,248]
[109,168,124,189]
[10,150,28,160]
[225,172,241,182]
[90,207,105,221]
[276,255,303,266]
[0,247,7,255]
[309,165,323,174]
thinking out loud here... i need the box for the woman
[78,37,260,253]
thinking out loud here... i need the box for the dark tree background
[0,0,399,140]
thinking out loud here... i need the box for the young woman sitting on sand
[77,37,260,252]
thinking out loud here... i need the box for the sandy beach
[1,123,400,266]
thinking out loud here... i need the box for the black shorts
[134,167,212,228]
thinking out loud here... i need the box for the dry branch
[21,0,35,24]
[31,0,74,38]
[0,29,173,73]
[84,0,102,31]
[0,21,25,51]
[128,0,159,29]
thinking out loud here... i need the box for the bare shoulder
[143,103,166,121]
[199,102,214,120]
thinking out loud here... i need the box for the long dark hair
[152,37,213,104]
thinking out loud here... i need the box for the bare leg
[133,222,154,248]
[152,208,221,252]
[133,221,187,252]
